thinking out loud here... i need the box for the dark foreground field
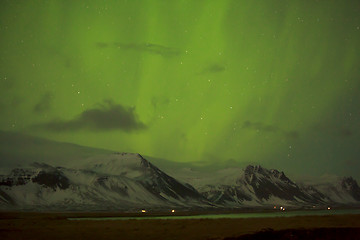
[1,212,360,240]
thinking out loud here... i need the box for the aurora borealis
[0,1,359,178]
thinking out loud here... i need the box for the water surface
[69,209,360,221]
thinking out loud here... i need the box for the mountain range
[0,131,359,211]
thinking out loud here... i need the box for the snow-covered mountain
[0,153,210,211]
[1,131,359,211]
[177,165,360,208]
[1,158,360,210]
[196,165,321,207]
[306,177,360,204]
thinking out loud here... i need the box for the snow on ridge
[72,152,150,177]
[1,156,360,210]
[0,153,212,210]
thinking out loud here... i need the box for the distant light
[280,206,283,210]
[327,207,331,210]
[141,209,146,213]
[273,206,277,209]
[171,209,175,213]
[283,207,286,211]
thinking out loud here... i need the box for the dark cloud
[0,76,15,89]
[243,121,278,132]
[46,46,74,69]
[180,133,188,143]
[33,92,52,113]
[10,97,22,108]
[34,100,146,132]
[96,42,181,57]
[310,123,354,138]
[0,97,23,113]
[96,42,109,48]
[151,96,170,110]
[344,159,357,167]
[202,64,226,74]
[0,76,20,113]
[115,42,181,57]
[339,128,353,137]
[242,120,299,139]
[285,131,299,139]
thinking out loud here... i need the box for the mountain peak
[81,152,154,176]
[110,152,152,169]
[244,165,265,174]
[329,176,360,202]
[341,176,358,185]
[341,177,360,192]
[270,169,292,183]
[243,165,293,183]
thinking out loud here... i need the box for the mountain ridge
[1,158,360,211]
[1,131,359,211]
[0,152,211,211]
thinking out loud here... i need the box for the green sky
[0,0,359,178]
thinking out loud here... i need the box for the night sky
[1,1,359,179]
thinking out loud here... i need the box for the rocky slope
[1,131,359,210]
[0,153,210,211]
[196,165,360,208]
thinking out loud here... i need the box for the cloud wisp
[310,123,354,138]
[96,42,181,57]
[34,100,146,132]
[201,63,226,74]
[242,120,299,139]
[33,92,53,113]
